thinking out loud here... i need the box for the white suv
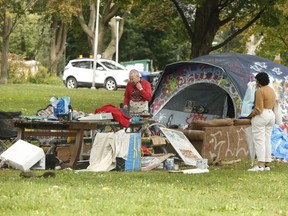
[62,58,129,91]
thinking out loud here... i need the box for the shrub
[27,66,63,85]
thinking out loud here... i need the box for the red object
[141,146,152,156]
[94,104,131,128]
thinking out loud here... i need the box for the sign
[159,127,202,166]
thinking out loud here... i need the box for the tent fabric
[191,53,288,98]
[150,52,288,126]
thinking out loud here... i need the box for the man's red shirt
[123,79,152,107]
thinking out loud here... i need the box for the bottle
[68,105,73,121]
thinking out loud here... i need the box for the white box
[78,113,113,121]
[0,139,45,171]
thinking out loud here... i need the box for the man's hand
[135,82,143,91]
[123,105,129,109]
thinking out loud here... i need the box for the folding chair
[0,111,21,153]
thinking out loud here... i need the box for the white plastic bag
[241,81,256,117]
[273,100,283,126]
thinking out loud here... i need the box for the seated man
[123,69,152,114]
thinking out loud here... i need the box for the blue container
[140,71,150,81]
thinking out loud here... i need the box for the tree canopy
[1,0,288,83]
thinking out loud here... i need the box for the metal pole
[115,16,122,63]
[92,0,100,89]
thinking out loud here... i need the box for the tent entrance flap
[155,83,235,126]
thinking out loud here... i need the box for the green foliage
[4,0,288,75]
[27,66,62,85]
[66,17,92,60]
[9,14,50,60]
[35,0,81,24]
[120,5,190,70]
[7,58,62,85]
[7,57,29,84]
[255,2,288,66]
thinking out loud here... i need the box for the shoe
[248,166,264,172]
[264,166,271,171]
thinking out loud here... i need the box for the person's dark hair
[255,72,269,86]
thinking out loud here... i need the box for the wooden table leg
[68,128,84,169]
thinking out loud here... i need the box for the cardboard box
[0,139,45,171]
[56,146,71,162]
[151,136,167,146]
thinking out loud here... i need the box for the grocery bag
[125,133,141,172]
[241,81,256,117]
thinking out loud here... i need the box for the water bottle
[68,105,73,121]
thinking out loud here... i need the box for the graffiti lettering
[185,113,207,125]
[207,128,249,161]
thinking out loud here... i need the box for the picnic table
[14,119,154,169]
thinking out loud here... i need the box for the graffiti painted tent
[150,52,288,126]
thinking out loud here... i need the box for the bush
[8,59,63,85]
[27,66,62,85]
[8,59,29,84]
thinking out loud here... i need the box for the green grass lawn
[0,84,124,115]
[1,84,288,215]
[1,161,288,216]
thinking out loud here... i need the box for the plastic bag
[240,81,256,117]
[273,100,283,126]
[271,125,288,161]
[50,97,71,118]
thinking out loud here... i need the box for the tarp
[149,52,288,126]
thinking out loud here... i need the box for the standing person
[247,72,276,172]
[123,69,152,114]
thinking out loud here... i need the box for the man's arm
[140,80,152,101]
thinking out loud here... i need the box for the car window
[100,61,125,70]
[71,61,92,69]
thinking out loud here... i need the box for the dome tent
[149,52,288,126]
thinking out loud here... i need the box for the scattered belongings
[0,140,45,171]
[141,154,173,171]
[2,98,214,174]
[182,168,209,174]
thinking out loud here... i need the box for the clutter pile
[0,96,211,175]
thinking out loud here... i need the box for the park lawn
[0,84,124,116]
[0,160,288,216]
[0,84,288,215]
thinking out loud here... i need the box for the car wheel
[66,77,78,89]
[105,78,117,91]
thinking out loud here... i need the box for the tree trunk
[77,1,123,58]
[0,13,12,84]
[77,2,106,56]
[190,0,220,58]
[50,19,68,75]
[102,17,124,60]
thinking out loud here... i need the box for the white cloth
[85,130,131,172]
[86,132,116,172]
[251,109,275,162]
[115,129,130,160]
[129,101,148,114]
